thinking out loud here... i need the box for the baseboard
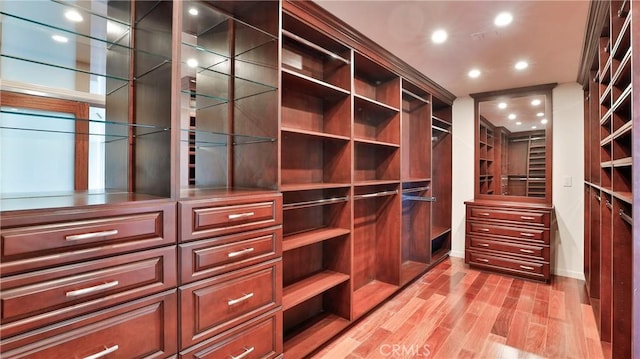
[552,268,585,281]
[449,249,465,258]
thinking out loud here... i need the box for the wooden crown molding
[283,0,456,105]
[576,1,609,86]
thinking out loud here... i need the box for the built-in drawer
[1,246,176,338]
[180,309,282,359]
[467,206,550,227]
[467,236,548,261]
[467,251,548,280]
[0,290,178,358]
[1,202,176,275]
[467,221,549,244]
[180,226,282,284]
[180,194,282,242]
[180,259,282,349]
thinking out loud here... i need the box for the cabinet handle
[477,243,490,247]
[478,212,491,216]
[520,216,535,220]
[520,233,535,237]
[228,247,255,258]
[82,345,119,359]
[228,292,254,306]
[65,229,118,241]
[519,249,535,254]
[230,346,255,359]
[66,281,119,297]
[520,265,535,271]
[478,228,490,232]
[476,258,489,263]
[228,212,255,220]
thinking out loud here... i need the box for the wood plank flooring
[312,257,606,359]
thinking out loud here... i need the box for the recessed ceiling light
[494,12,513,27]
[51,34,69,43]
[508,114,516,120]
[188,8,199,16]
[541,119,548,124]
[531,99,542,106]
[468,69,481,78]
[431,29,448,44]
[498,102,507,109]
[515,121,522,125]
[186,58,198,68]
[536,112,544,117]
[65,10,83,22]
[532,126,538,129]
[515,61,528,70]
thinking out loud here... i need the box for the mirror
[471,84,555,203]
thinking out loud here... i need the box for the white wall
[449,83,585,280]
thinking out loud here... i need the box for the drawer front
[468,236,549,261]
[180,260,282,349]
[468,206,549,227]
[180,227,282,284]
[467,251,549,280]
[1,290,178,358]
[180,194,282,242]
[1,246,176,338]
[468,221,549,244]
[180,310,282,359]
[1,202,176,275]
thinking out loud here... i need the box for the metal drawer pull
[83,345,119,359]
[228,292,254,306]
[228,247,255,258]
[66,230,118,241]
[477,243,490,247]
[230,346,255,359]
[520,265,535,271]
[476,258,489,263]
[228,212,255,220]
[520,249,535,254]
[66,281,119,297]
[478,212,491,216]
[478,228,490,232]
[520,216,535,220]
[520,233,535,237]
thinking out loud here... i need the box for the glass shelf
[180,128,276,148]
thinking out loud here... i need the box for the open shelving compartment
[178,0,280,198]
[0,1,174,211]
[281,187,352,358]
[401,81,432,181]
[431,98,453,263]
[352,183,401,318]
[400,181,432,284]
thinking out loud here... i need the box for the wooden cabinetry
[464,200,554,282]
[479,118,496,194]
[579,1,636,357]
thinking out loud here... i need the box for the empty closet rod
[402,89,430,104]
[283,196,349,210]
[402,195,436,202]
[619,209,632,225]
[432,125,450,133]
[605,200,613,210]
[432,115,452,126]
[353,190,398,200]
[402,186,430,194]
[282,30,350,64]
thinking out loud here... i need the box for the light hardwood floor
[312,257,607,359]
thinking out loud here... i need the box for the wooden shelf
[281,183,351,192]
[400,260,428,285]
[281,68,349,99]
[353,138,400,148]
[352,280,398,319]
[283,227,350,252]
[431,226,452,240]
[281,127,350,141]
[283,313,350,359]
[354,93,400,113]
[354,180,400,187]
[283,270,350,311]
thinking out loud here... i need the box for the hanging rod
[282,30,350,64]
[402,195,436,202]
[432,125,450,133]
[402,186,430,194]
[402,89,430,104]
[619,209,632,225]
[605,200,613,210]
[283,196,349,210]
[353,190,398,200]
[432,115,452,126]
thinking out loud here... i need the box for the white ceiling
[314,0,590,98]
